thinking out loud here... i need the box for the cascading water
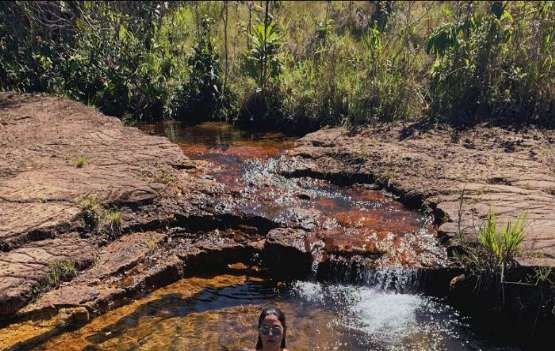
[35,121,521,351]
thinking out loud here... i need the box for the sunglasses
[259,326,283,336]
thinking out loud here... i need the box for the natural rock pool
[2,97,548,351]
[25,121,508,351]
[35,271,514,351]
[6,121,522,350]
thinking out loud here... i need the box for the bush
[427,2,555,126]
[167,16,231,122]
[278,32,354,129]
[349,24,423,125]
[1,2,553,129]
[277,6,424,130]
[235,14,286,130]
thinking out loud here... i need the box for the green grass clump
[477,210,526,267]
[459,210,527,276]
[79,194,101,230]
[456,209,528,305]
[74,155,88,168]
[79,194,123,236]
[79,194,100,212]
[32,260,78,296]
[101,209,122,236]
[47,260,78,286]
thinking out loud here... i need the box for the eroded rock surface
[0,94,475,350]
[279,125,555,266]
[0,93,225,325]
[0,236,96,316]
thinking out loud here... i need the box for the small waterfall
[358,267,421,292]
[290,277,471,350]
[317,258,429,293]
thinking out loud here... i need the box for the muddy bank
[279,124,555,267]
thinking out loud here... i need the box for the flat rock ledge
[0,94,229,334]
[278,125,555,267]
[0,94,361,350]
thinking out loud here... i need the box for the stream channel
[36,122,521,351]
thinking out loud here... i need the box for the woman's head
[255,306,286,349]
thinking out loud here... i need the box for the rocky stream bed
[0,93,554,350]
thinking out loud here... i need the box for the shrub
[167,16,230,122]
[277,6,424,130]
[1,2,553,129]
[427,2,555,126]
[235,14,285,130]
[244,17,283,89]
[349,24,423,125]
[278,32,354,129]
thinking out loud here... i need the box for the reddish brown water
[35,121,513,351]
[36,272,515,351]
[140,121,444,268]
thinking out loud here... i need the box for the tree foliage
[427,2,554,125]
[0,1,553,130]
[167,16,231,122]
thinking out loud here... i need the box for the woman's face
[259,314,284,348]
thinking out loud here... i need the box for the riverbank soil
[279,124,555,267]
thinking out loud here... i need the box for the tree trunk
[223,1,229,91]
[247,1,253,49]
[262,0,270,90]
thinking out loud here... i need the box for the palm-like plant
[248,19,282,89]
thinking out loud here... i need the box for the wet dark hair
[255,306,287,349]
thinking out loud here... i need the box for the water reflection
[139,121,295,159]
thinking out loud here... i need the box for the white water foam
[291,277,472,350]
[293,281,422,339]
[349,288,421,341]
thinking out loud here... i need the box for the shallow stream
[37,271,516,351]
[36,122,521,350]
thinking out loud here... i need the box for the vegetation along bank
[0,1,554,349]
[1,1,553,131]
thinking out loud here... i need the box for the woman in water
[243,306,289,351]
